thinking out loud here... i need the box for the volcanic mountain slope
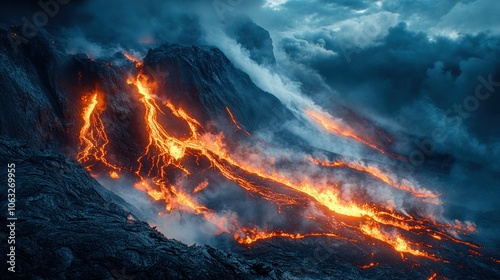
[1,26,500,279]
[0,139,279,279]
[142,43,289,130]
[0,28,68,149]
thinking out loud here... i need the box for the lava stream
[234,227,342,245]
[305,109,386,154]
[360,224,439,260]
[76,73,480,262]
[310,157,439,202]
[125,73,439,259]
[226,106,250,135]
[77,91,120,173]
[127,74,299,206]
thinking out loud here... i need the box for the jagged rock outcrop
[143,43,289,132]
[0,28,69,149]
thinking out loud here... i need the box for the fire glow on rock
[76,61,480,266]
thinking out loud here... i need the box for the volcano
[1,13,500,279]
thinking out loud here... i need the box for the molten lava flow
[305,109,386,154]
[78,72,481,266]
[123,52,143,67]
[226,106,250,135]
[193,180,209,193]
[234,227,341,245]
[77,91,120,173]
[133,178,235,234]
[125,74,477,259]
[310,157,439,202]
[360,224,439,260]
[357,262,378,269]
[127,74,301,206]
[127,75,190,178]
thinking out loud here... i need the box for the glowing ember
[109,171,120,179]
[432,234,442,240]
[357,262,378,269]
[193,180,209,193]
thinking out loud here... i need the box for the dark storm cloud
[280,22,500,146]
[381,0,462,20]
[0,0,87,32]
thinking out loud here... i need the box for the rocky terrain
[0,139,281,279]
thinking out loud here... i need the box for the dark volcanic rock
[143,43,291,132]
[0,28,69,149]
[0,26,294,152]
[0,139,279,279]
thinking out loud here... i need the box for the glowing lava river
[73,59,490,277]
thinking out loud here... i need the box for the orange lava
[77,91,120,173]
[226,106,250,135]
[193,180,209,193]
[357,262,378,269]
[109,171,120,179]
[234,227,341,245]
[310,157,439,202]
[123,52,143,67]
[75,72,481,263]
[432,234,442,240]
[360,224,439,261]
[305,109,386,154]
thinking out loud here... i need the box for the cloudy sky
[246,0,500,158]
[243,2,500,234]
[204,0,500,175]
